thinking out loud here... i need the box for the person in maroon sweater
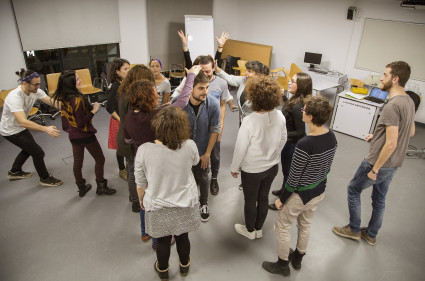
[52,70,116,197]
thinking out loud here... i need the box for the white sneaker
[234,224,255,240]
[255,229,263,239]
[200,204,210,222]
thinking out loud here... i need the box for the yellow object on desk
[350,87,368,95]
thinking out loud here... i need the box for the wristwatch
[371,169,379,175]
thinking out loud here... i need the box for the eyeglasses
[289,79,297,84]
[28,83,41,87]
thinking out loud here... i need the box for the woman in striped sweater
[262,96,337,277]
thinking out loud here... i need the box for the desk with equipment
[330,87,388,139]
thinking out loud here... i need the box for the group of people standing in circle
[3,31,413,281]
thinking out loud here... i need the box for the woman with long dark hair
[106,58,130,180]
[52,70,116,197]
[269,72,313,210]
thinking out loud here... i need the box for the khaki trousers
[275,192,325,260]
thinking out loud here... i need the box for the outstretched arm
[178,30,193,69]
[215,31,229,61]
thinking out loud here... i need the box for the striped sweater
[280,130,337,205]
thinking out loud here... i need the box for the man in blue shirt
[183,72,221,222]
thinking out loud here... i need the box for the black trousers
[192,161,209,205]
[241,164,278,232]
[3,129,49,179]
[157,233,190,270]
[210,141,220,179]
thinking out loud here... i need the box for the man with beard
[173,55,231,196]
[182,72,220,222]
[333,61,415,246]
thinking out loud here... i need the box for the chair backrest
[225,55,240,75]
[276,76,290,91]
[289,63,303,79]
[0,89,13,108]
[46,72,61,96]
[406,91,421,112]
[237,60,247,76]
[349,78,364,88]
[76,69,94,88]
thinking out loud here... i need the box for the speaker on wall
[347,6,357,20]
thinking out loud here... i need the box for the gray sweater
[134,140,200,211]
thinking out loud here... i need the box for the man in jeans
[182,72,220,222]
[1,70,63,186]
[333,61,415,245]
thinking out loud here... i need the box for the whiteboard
[185,15,214,63]
[356,19,425,81]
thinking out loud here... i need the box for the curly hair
[151,106,190,150]
[246,75,281,112]
[109,58,130,83]
[303,96,333,127]
[285,72,312,111]
[127,80,157,112]
[118,64,154,97]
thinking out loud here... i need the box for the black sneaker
[8,170,32,180]
[200,204,210,222]
[210,178,219,195]
[40,175,63,187]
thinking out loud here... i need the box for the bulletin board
[221,39,273,67]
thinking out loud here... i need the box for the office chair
[233,60,247,76]
[75,69,106,106]
[405,91,424,159]
[38,74,61,120]
[224,55,241,75]
[289,63,303,79]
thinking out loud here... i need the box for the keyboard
[363,96,385,104]
[309,68,328,74]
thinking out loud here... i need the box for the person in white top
[230,75,287,240]
[134,106,200,280]
[0,69,63,187]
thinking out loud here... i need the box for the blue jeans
[140,208,157,245]
[347,159,397,238]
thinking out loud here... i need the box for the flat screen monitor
[304,52,322,68]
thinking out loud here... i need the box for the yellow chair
[46,72,61,96]
[233,60,247,76]
[0,89,12,108]
[349,78,364,88]
[289,63,303,79]
[270,67,290,91]
[75,69,102,96]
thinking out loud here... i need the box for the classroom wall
[0,0,26,90]
[118,0,150,65]
[213,0,425,123]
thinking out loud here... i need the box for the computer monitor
[304,52,322,68]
